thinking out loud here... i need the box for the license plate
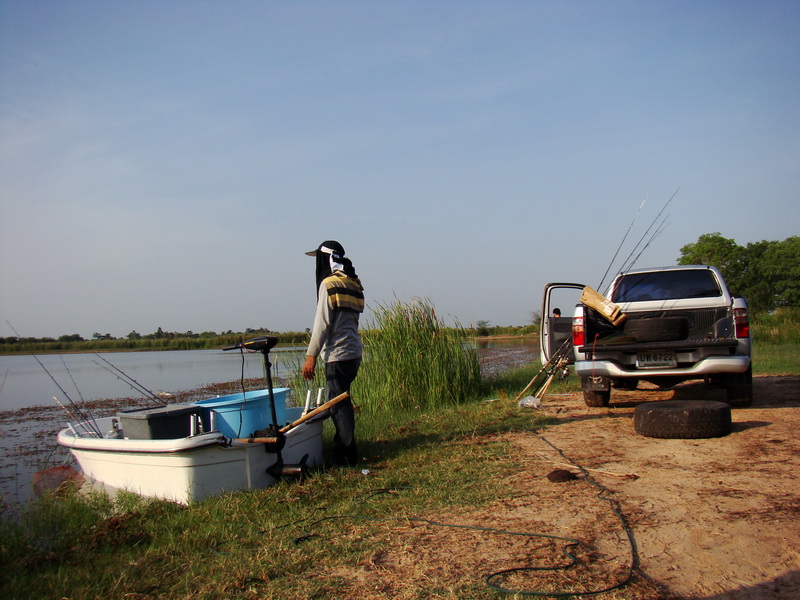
[636,352,677,368]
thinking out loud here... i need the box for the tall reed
[356,298,481,412]
[283,298,482,413]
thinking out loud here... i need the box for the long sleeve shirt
[307,280,363,362]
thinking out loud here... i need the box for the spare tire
[634,400,731,439]
[624,317,688,342]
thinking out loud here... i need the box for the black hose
[281,456,637,598]
[484,435,637,596]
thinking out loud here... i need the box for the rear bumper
[575,355,750,378]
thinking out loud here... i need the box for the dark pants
[325,358,360,466]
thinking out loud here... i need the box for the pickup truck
[540,265,752,408]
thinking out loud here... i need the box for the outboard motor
[223,335,309,481]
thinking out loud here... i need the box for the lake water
[0,348,304,412]
[0,341,537,505]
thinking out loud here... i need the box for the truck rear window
[612,270,722,302]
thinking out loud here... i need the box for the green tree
[475,320,490,336]
[679,233,799,312]
[58,333,84,342]
[678,233,745,281]
[762,236,800,308]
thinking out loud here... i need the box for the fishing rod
[93,354,162,403]
[514,338,573,403]
[92,360,162,404]
[5,321,102,436]
[61,356,86,403]
[612,188,679,282]
[597,193,649,291]
[621,214,670,274]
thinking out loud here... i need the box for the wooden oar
[280,392,349,432]
[234,392,350,443]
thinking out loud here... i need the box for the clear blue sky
[1,1,798,339]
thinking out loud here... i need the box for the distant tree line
[678,233,799,313]
[472,321,537,337]
[0,327,312,354]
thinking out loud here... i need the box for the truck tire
[624,317,688,342]
[583,389,610,407]
[634,400,731,439]
[725,366,753,407]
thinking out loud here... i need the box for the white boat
[57,390,324,504]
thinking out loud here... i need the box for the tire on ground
[634,400,732,439]
[624,317,688,342]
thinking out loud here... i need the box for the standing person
[302,241,364,466]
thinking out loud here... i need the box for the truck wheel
[583,389,610,407]
[624,317,688,342]
[725,366,753,407]
[634,400,731,439]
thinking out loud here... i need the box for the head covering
[305,240,359,297]
[304,240,345,257]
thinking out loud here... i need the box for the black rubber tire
[634,400,732,439]
[725,366,753,407]
[583,389,610,407]
[624,317,688,342]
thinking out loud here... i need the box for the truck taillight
[734,308,750,338]
[572,316,585,347]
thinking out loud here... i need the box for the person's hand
[302,355,317,380]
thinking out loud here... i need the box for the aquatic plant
[284,297,482,414]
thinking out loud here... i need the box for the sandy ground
[506,375,800,599]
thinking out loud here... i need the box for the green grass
[752,343,800,375]
[751,306,800,345]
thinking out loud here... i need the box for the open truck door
[540,282,585,364]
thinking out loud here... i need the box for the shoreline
[1,344,539,505]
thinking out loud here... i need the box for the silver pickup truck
[540,265,752,408]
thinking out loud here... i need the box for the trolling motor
[223,335,309,481]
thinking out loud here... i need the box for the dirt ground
[501,375,800,599]
[324,375,800,599]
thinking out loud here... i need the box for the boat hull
[57,408,323,504]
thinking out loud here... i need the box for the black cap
[305,240,345,256]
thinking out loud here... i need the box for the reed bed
[357,298,481,412]
[283,298,482,414]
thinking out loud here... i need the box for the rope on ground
[280,452,638,598]
[482,434,637,596]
